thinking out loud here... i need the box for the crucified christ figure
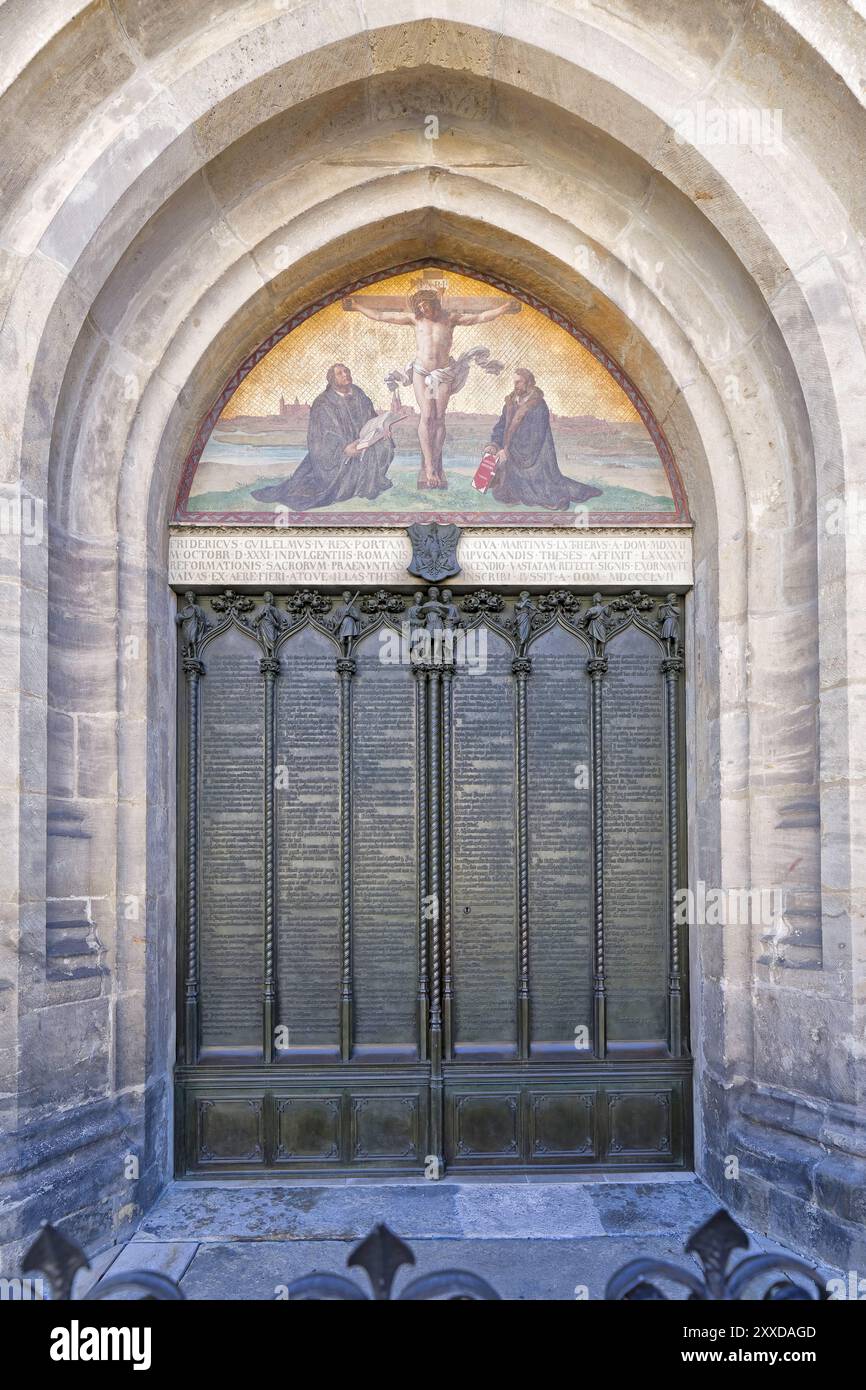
[342,285,520,489]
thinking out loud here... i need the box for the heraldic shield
[406,522,462,583]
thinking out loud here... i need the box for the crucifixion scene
[177,266,683,526]
[342,276,518,489]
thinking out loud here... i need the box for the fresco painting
[174,267,687,526]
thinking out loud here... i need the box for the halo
[407,276,449,311]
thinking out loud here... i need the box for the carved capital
[260,657,281,676]
[662,657,684,676]
[610,589,655,615]
[537,589,581,615]
[286,589,332,616]
[512,657,532,676]
[586,657,608,677]
[362,589,406,615]
[211,589,255,618]
[461,589,504,614]
[336,658,356,677]
[182,656,205,678]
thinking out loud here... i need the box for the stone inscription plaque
[199,625,264,1049]
[169,529,692,589]
[351,635,418,1046]
[527,625,593,1046]
[276,624,341,1049]
[603,624,667,1041]
[451,629,517,1046]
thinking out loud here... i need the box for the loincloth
[386,346,504,398]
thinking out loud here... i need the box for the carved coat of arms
[406,522,462,583]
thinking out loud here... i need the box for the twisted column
[426,663,444,1169]
[587,656,608,1059]
[182,655,204,1065]
[337,656,355,1061]
[261,655,280,1062]
[512,655,532,1058]
[663,655,685,1056]
[413,662,429,1061]
[441,662,455,1061]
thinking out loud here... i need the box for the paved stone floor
[76,1175,836,1301]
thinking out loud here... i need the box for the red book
[472,447,499,493]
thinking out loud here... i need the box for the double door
[175,586,691,1174]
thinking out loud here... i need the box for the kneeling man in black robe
[252,364,395,510]
[489,368,602,510]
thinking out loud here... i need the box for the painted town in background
[174,267,688,526]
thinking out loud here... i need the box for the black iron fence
[16,1208,827,1301]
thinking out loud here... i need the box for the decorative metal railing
[19,1208,826,1301]
[604,1209,827,1301]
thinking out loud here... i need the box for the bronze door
[174,587,691,1175]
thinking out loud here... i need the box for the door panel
[450,626,517,1051]
[527,623,593,1051]
[351,634,418,1051]
[197,623,264,1056]
[603,624,668,1045]
[276,623,341,1053]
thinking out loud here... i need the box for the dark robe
[251,385,394,509]
[489,388,602,510]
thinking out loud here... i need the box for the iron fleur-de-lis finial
[284,1222,500,1301]
[21,1223,185,1301]
[685,1208,749,1297]
[606,1209,827,1301]
[347,1223,415,1299]
[22,1222,90,1301]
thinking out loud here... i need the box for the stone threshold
[72,1175,838,1301]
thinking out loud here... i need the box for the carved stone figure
[407,593,425,632]
[514,590,536,654]
[175,592,208,656]
[658,593,681,657]
[333,590,362,657]
[252,591,287,655]
[440,589,462,629]
[583,592,612,657]
[420,585,449,632]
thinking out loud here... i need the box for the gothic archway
[4,5,861,1273]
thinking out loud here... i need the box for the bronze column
[337,656,355,1062]
[182,654,204,1065]
[441,659,455,1061]
[587,656,608,1059]
[261,655,280,1062]
[663,654,685,1057]
[413,660,430,1062]
[513,655,532,1059]
[426,661,444,1169]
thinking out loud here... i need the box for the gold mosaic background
[221,268,642,423]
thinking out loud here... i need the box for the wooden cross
[345,292,512,313]
[343,270,511,316]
